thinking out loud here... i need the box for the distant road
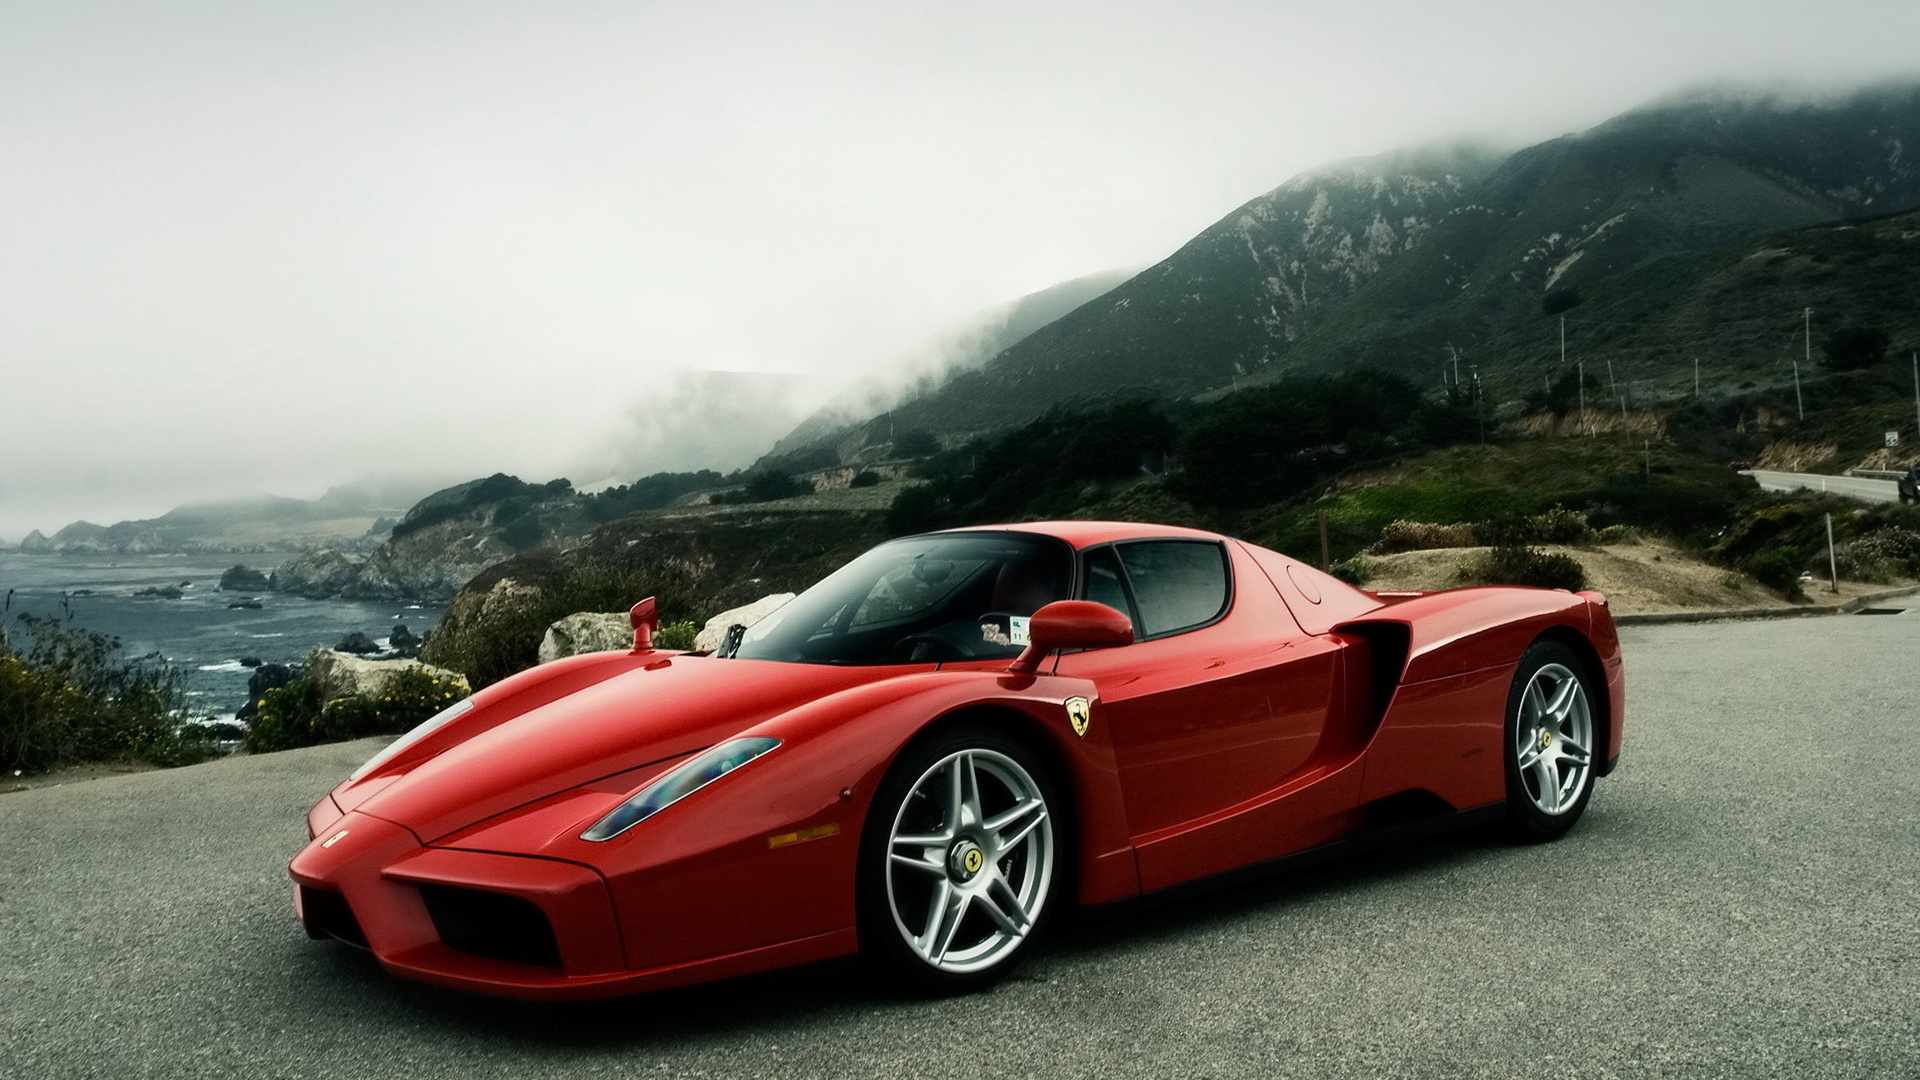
[1744,468,1900,502]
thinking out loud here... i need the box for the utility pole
[1912,352,1918,445]
[1606,358,1624,412]
[1825,513,1839,595]
[1578,359,1587,435]
[1796,307,1809,421]
[1473,365,1484,443]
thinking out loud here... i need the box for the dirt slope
[1361,540,1903,615]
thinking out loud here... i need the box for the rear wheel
[858,725,1059,993]
[1504,641,1598,841]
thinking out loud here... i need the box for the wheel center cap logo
[950,841,985,880]
[1539,729,1553,750]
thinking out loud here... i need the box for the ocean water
[0,552,446,720]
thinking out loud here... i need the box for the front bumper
[290,810,854,1000]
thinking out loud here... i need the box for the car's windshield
[731,532,1071,665]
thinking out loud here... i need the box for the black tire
[857,724,1062,994]
[1503,640,1599,842]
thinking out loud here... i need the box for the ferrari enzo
[291,521,1624,998]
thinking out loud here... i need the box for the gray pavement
[3,602,1917,1079]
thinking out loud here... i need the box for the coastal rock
[134,585,185,600]
[695,593,797,652]
[226,599,263,610]
[334,631,380,655]
[388,624,422,657]
[305,649,468,706]
[219,565,271,591]
[270,549,367,599]
[237,662,300,723]
[537,613,632,664]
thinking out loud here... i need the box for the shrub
[421,561,704,689]
[242,667,470,754]
[1479,506,1593,546]
[849,470,882,488]
[712,470,814,504]
[656,619,699,650]
[1744,545,1806,598]
[1328,557,1371,586]
[1595,524,1644,544]
[1368,520,1479,555]
[1460,546,1588,591]
[0,615,212,774]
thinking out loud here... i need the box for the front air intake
[299,886,368,949]
[417,885,563,969]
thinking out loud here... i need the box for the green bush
[712,471,814,504]
[421,561,704,689]
[1328,557,1371,586]
[657,619,699,650]
[0,616,212,774]
[1479,505,1593,546]
[242,667,469,754]
[1744,545,1807,598]
[1460,546,1588,591]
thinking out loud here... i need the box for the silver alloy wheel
[1513,661,1594,816]
[884,747,1054,974]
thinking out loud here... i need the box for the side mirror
[1008,600,1133,675]
[630,596,660,652]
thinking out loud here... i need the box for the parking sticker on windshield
[1009,615,1030,647]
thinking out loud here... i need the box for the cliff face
[269,474,590,600]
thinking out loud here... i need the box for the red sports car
[292,521,1624,998]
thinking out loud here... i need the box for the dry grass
[1360,540,1907,615]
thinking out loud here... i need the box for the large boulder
[219,564,272,591]
[695,593,797,651]
[270,549,367,599]
[305,649,468,705]
[537,613,633,664]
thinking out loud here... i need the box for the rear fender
[1336,587,1597,809]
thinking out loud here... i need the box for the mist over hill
[793,82,1920,451]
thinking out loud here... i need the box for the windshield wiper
[718,623,747,659]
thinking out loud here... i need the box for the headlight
[581,737,780,842]
[348,698,475,781]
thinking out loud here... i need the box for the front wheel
[1504,641,1598,842]
[858,726,1060,993]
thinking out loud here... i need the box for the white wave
[197,660,249,673]
[247,633,287,639]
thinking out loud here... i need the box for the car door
[1053,539,1365,891]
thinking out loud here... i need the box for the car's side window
[1115,541,1229,638]
[1082,546,1136,623]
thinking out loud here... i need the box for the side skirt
[1089,800,1508,917]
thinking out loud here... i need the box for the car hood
[350,656,893,843]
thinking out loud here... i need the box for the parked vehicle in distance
[291,521,1625,998]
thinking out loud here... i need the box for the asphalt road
[1745,469,1900,503]
[4,603,1917,1079]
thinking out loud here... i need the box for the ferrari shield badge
[1064,696,1092,738]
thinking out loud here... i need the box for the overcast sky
[3,0,1917,539]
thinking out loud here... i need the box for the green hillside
[824,83,1920,448]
